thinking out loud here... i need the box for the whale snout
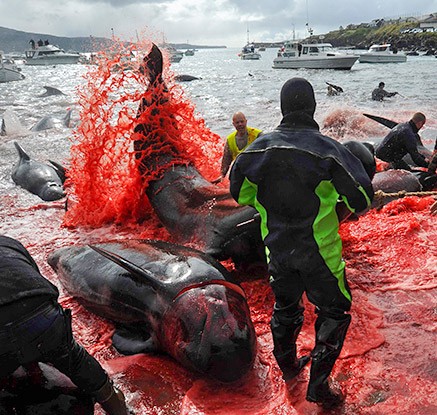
[161,285,257,382]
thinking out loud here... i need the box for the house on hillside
[419,13,437,32]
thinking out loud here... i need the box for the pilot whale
[11,141,66,201]
[133,44,264,268]
[47,239,257,383]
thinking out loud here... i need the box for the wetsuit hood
[280,78,316,117]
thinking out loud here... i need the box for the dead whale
[11,141,66,201]
[47,239,257,383]
[133,44,264,268]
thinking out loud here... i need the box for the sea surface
[0,46,436,415]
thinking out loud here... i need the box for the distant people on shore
[371,82,398,101]
[212,112,262,183]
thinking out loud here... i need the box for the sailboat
[239,28,261,60]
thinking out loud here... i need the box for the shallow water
[0,45,436,414]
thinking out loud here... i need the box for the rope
[374,189,437,198]
[373,189,437,210]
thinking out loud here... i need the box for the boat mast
[305,0,314,37]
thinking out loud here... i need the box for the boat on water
[273,41,358,70]
[185,49,195,56]
[239,43,261,60]
[162,45,184,63]
[358,44,407,63]
[24,43,80,66]
[0,51,25,83]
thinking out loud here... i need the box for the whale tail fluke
[140,43,163,84]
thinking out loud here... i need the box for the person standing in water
[212,112,262,183]
[371,82,398,101]
[229,78,373,409]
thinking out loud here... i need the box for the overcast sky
[1,1,436,47]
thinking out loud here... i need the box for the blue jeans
[0,301,108,394]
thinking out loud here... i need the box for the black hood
[280,78,316,117]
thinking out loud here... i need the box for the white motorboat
[358,44,407,63]
[0,51,25,83]
[273,41,358,70]
[24,43,80,66]
[239,43,261,60]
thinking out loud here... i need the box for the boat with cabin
[239,43,261,60]
[24,43,80,65]
[0,51,25,83]
[358,44,407,63]
[238,28,261,60]
[273,41,358,70]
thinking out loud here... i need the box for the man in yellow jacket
[212,112,262,183]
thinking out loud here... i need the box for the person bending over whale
[375,112,429,171]
[229,78,374,409]
[0,235,130,415]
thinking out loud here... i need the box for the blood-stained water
[1,43,436,415]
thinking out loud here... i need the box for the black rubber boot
[306,311,351,409]
[270,302,310,381]
[94,378,129,415]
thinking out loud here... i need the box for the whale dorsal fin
[13,141,30,161]
[363,113,398,129]
[89,245,166,292]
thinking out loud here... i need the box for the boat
[239,43,261,60]
[0,51,25,83]
[358,44,407,63]
[272,41,358,70]
[161,45,184,63]
[24,43,80,66]
[184,49,195,56]
[238,28,261,60]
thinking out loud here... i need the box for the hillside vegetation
[318,22,437,51]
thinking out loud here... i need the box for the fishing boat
[24,43,80,65]
[273,41,358,70]
[358,44,407,63]
[238,28,261,60]
[161,45,184,63]
[239,43,261,60]
[0,51,25,82]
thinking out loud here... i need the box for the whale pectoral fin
[112,325,159,355]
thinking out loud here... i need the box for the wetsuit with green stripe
[229,111,374,313]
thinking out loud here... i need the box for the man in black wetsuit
[229,78,374,409]
[375,112,429,170]
[0,235,129,415]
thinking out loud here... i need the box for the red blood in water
[2,42,435,415]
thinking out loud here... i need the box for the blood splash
[64,40,224,229]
